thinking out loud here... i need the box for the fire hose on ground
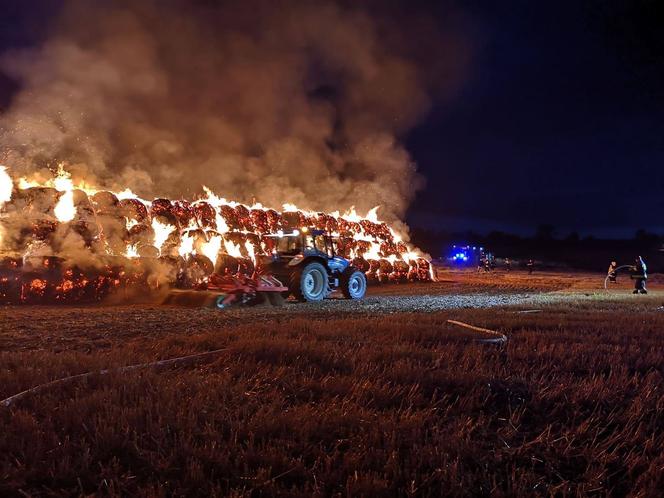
[446,319,508,344]
[0,347,230,408]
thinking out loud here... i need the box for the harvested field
[1,270,663,496]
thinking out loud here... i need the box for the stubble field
[1,269,663,497]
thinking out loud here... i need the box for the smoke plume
[0,0,469,225]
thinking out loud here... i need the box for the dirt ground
[1,269,663,496]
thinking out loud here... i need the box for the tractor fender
[287,255,328,270]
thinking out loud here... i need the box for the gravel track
[0,271,651,352]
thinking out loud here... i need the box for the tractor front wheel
[292,262,329,302]
[341,269,367,299]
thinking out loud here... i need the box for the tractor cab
[273,227,334,259]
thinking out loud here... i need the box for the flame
[52,166,76,222]
[126,243,139,259]
[52,164,73,192]
[54,190,76,222]
[178,232,195,259]
[0,165,13,208]
[202,185,228,206]
[17,163,99,197]
[18,177,40,190]
[116,188,142,201]
[364,206,380,223]
[151,218,175,255]
[224,239,243,258]
[200,233,222,266]
[200,186,230,234]
[244,239,256,264]
[342,206,361,222]
[362,242,382,260]
[402,251,418,263]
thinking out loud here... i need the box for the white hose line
[604,265,635,293]
[1,348,229,408]
[446,319,508,344]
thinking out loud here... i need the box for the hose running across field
[446,319,508,344]
[603,265,635,293]
[0,348,229,408]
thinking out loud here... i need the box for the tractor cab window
[276,235,301,255]
[317,235,334,257]
[303,234,315,251]
[303,234,332,256]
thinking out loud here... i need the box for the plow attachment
[163,273,288,309]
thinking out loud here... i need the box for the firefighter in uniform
[607,261,618,283]
[631,256,647,294]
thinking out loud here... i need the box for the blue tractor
[263,228,367,302]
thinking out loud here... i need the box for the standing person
[504,258,511,272]
[631,256,648,294]
[526,259,534,274]
[607,261,618,283]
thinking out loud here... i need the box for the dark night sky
[1,0,663,238]
[406,0,664,238]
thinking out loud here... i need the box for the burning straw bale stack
[0,177,431,303]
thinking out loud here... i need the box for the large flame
[126,243,139,259]
[151,218,176,255]
[52,166,76,222]
[116,188,143,201]
[244,239,255,264]
[200,234,222,267]
[201,186,230,234]
[224,239,243,258]
[0,166,11,248]
[178,232,195,259]
[54,190,75,222]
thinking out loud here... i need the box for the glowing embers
[0,255,173,304]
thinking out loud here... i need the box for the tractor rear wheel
[341,269,367,299]
[291,262,329,302]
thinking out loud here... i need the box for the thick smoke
[0,0,469,225]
